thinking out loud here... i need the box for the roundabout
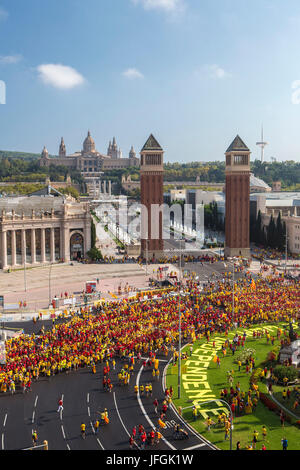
[166,322,300,450]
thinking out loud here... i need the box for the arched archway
[70,232,84,260]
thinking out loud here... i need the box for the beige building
[251,193,300,255]
[260,207,300,255]
[0,190,91,270]
[39,132,139,175]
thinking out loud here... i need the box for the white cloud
[131,0,185,14]
[37,64,85,90]
[122,68,144,80]
[200,64,232,80]
[0,54,22,65]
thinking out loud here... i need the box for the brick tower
[140,134,164,259]
[225,135,251,258]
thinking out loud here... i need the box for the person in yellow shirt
[252,430,259,449]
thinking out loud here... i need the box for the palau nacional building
[39,131,140,175]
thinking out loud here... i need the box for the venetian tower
[225,135,251,258]
[140,134,164,260]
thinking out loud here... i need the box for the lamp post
[284,223,288,275]
[24,235,27,293]
[232,259,235,324]
[49,263,53,306]
[145,239,149,276]
[178,239,184,399]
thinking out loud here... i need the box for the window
[234,155,248,165]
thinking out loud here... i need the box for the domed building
[83,131,96,154]
[39,131,139,175]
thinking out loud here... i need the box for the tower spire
[59,137,66,157]
[256,125,268,163]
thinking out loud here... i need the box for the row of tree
[0,157,85,188]
[204,202,224,232]
[250,210,286,251]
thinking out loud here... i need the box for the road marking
[61,425,66,439]
[88,407,91,417]
[97,438,104,450]
[32,410,35,424]
[113,392,131,438]
[90,420,105,450]
[1,433,4,450]
[136,366,176,451]
[34,395,38,407]
[184,443,206,450]
[87,393,90,404]
[162,357,216,451]
[3,414,7,427]
[67,443,71,451]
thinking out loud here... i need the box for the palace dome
[83,131,96,153]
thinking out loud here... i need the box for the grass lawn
[166,322,300,450]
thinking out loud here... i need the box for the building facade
[140,134,164,259]
[0,194,91,270]
[39,132,140,175]
[225,135,251,258]
[251,192,300,254]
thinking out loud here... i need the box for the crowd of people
[0,275,298,395]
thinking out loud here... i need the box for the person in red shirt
[129,435,135,449]
[57,398,63,413]
[148,429,155,446]
[140,431,147,449]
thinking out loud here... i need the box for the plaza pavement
[0,261,179,312]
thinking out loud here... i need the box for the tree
[267,215,276,248]
[91,219,97,249]
[87,247,103,261]
[276,212,285,251]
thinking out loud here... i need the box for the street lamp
[284,224,288,275]
[49,263,53,306]
[24,236,27,293]
[145,239,149,276]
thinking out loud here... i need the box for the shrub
[250,368,262,385]
[260,392,280,413]
[273,365,298,384]
[87,247,103,261]
[235,348,256,365]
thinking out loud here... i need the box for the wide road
[0,318,215,451]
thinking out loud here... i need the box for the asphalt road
[0,318,215,451]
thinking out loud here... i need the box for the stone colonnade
[0,208,91,270]
[99,180,112,196]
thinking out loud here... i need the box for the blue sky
[1,0,300,162]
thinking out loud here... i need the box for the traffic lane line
[138,363,204,451]
[111,379,168,451]
[184,443,207,450]
[85,371,129,451]
[162,354,217,451]
[136,365,176,451]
